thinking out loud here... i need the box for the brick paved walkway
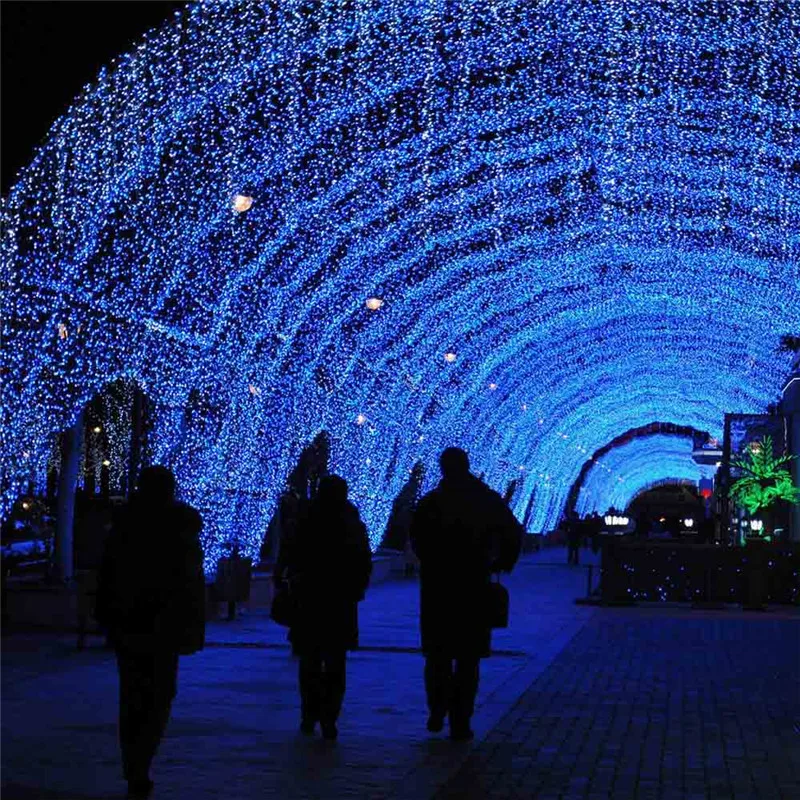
[3,548,799,800]
[436,609,800,800]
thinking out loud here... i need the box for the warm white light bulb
[232,194,253,212]
[365,297,384,311]
[444,352,457,363]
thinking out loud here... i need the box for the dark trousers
[298,649,347,724]
[567,542,580,564]
[115,649,178,784]
[424,656,480,728]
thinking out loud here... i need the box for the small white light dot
[365,297,384,311]
[488,382,497,391]
[102,459,111,467]
[444,352,457,363]
[355,413,367,425]
[93,426,102,434]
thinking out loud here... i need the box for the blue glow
[1,1,798,571]
[574,434,717,516]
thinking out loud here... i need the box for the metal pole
[782,374,800,542]
[55,409,84,582]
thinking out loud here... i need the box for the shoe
[321,722,338,741]
[449,726,474,742]
[127,778,154,799]
[427,713,445,733]
[300,718,316,735]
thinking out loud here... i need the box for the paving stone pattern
[3,548,799,800]
[436,610,800,800]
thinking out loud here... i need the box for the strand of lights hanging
[1,0,798,572]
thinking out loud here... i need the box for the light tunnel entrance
[2,0,798,572]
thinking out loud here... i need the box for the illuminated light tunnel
[574,433,717,517]
[1,0,798,571]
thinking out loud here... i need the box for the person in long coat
[411,448,523,740]
[96,466,205,800]
[285,474,372,740]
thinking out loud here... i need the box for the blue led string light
[1,0,798,572]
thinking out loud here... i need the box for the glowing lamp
[232,194,253,212]
[102,459,111,467]
[488,382,497,390]
[683,518,694,528]
[444,352,457,363]
[365,297,383,311]
[749,519,763,532]
[355,413,367,425]
[93,426,102,434]
[22,501,30,510]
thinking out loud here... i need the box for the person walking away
[285,475,372,740]
[411,447,523,741]
[589,511,603,554]
[96,466,205,799]
[565,510,582,565]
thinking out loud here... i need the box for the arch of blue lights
[2,0,798,570]
[574,433,717,516]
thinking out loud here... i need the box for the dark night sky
[1,0,186,194]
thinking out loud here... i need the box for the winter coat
[96,497,205,656]
[411,474,522,658]
[286,499,372,654]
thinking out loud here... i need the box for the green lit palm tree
[728,436,800,522]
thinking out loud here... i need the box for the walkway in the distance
[3,547,799,799]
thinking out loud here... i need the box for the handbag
[486,574,509,629]
[270,580,295,627]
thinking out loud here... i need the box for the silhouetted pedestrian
[96,466,205,799]
[411,448,522,741]
[214,542,252,620]
[565,510,582,565]
[285,475,372,740]
[589,511,602,553]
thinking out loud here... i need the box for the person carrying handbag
[411,448,523,741]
